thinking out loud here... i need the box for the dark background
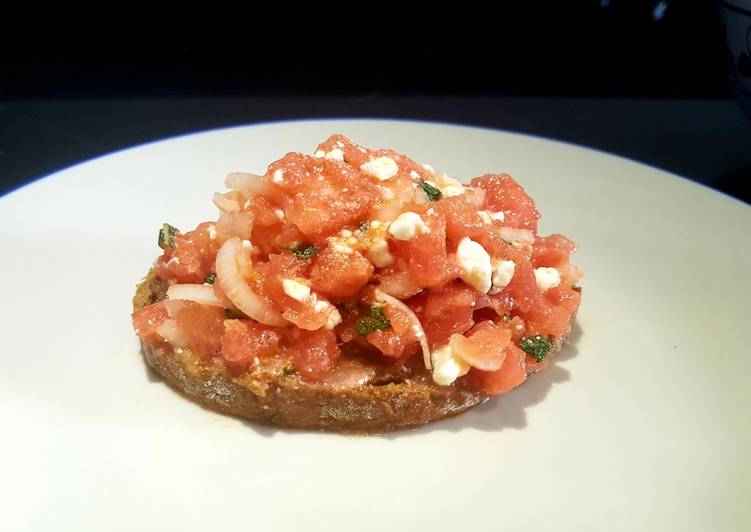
[0,2,731,99]
[1,1,749,201]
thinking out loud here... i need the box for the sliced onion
[213,192,241,213]
[559,263,584,286]
[472,186,486,206]
[320,358,376,388]
[499,226,534,246]
[216,237,286,326]
[156,319,190,348]
[167,284,231,308]
[225,172,277,196]
[377,271,422,300]
[212,284,237,309]
[162,299,186,318]
[374,289,432,370]
[216,211,253,240]
[371,203,404,223]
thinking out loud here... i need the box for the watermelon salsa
[132,135,582,395]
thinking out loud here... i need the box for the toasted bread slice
[134,269,486,433]
[134,270,573,433]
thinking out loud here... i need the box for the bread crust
[133,270,574,433]
[134,270,485,433]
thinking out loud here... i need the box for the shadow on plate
[383,322,582,438]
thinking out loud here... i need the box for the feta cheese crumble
[360,157,399,181]
[492,260,516,289]
[388,212,429,241]
[456,237,492,293]
[431,344,470,386]
[282,279,311,302]
[534,267,561,292]
[367,238,394,267]
[324,148,344,161]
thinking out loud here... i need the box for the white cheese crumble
[456,237,492,293]
[272,169,285,184]
[360,156,399,181]
[282,279,311,302]
[367,238,394,267]
[326,308,343,330]
[409,170,421,180]
[324,148,344,161]
[377,185,395,200]
[274,208,285,220]
[313,299,328,313]
[431,344,470,386]
[208,225,217,240]
[331,241,354,255]
[478,210,505,224]
[492,259,516,289]
[284,285,340,331]
[422,163,435,175]
[388,212,429,241]
[314,149,325,158]
[534,267,561,292]
[441,185,465,197]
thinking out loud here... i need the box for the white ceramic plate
[1,120,749,532]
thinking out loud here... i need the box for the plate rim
[2,117,747,209]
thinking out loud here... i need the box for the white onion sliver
[216,211,253,240]
[225,172,275,196]
[320,359,376,389]
[499,226,534,245]
[162,299,186,318]
[213,192,240,213]
[156,319,190,348]
[377,272,422,300]
[372,204,404,223]
[167,284,230,308]
[473,186,486,205]
[216,237,286,326]
[374,289,432,370]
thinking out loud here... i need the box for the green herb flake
[204,273,216,284]
[158,223,179,249]
[519,335,552,362]
[282,365,295,377]
[502,312,512,321]
[224,309,244,319]
[419,180,442,201]
[356,221,370,233]
[288,243,318,260]
[354,306,392,337]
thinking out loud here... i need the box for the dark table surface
[1,96,750,203]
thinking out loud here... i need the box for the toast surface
[134,270,486,433]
